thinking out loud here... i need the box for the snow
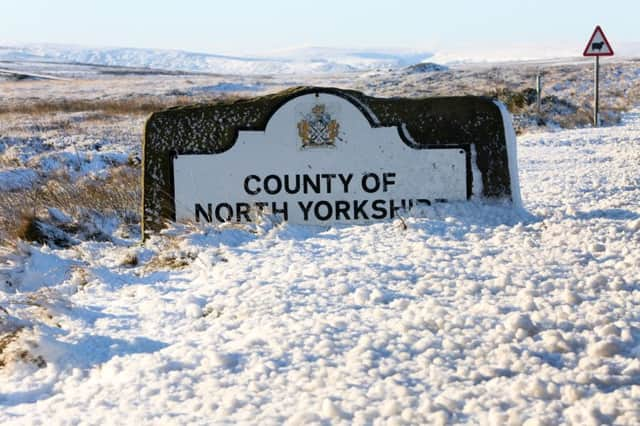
[0,44,432,75]
[3,42,639,76]
[0,168,38,191]
[1,106,640,424]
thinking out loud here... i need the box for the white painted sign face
[173,93,468,225]
[583,26,614,56]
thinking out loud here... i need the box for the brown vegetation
[0,91,243,117]
[1,165,140,246]
[0,96,197,116]
[0,327,23,368]
[0,327,47,370]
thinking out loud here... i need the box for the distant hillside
[1,42,638,76]
[0,44,432,75]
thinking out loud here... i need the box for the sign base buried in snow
[142,87,520,236]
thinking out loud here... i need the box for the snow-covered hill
[0,44,432,75]
[2,42,638,76]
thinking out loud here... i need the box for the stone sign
[143,87,520,237]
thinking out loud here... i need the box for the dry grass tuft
[145,252,195,271]
[0,327,23,368]
[0,165,140,246]
[0,327,46,370]
[554,109,596,129]
[144,237,198,271]
[119,252,139,267]
[15,215,47,245]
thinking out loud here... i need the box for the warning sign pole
[594,55,599,127]
[583,25,613,128]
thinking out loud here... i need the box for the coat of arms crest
[297,104,340,147]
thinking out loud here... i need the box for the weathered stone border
[143,86,515,237]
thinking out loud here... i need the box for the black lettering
[353,200,369,220]
[215,203,233,222]
[271,202,288,221]
[303,174,321,194]
[314,201,333,221]
[236,203,251,222]
[298,201,313,220]
[255,202,268,212]
[389,199,407,218]
[338,173,353,193]
[371,199,387,219]
[389,199,398,218]
[335,200,351,220]
[321,174,336,193]
[264,175,282,195]
[244,175,261,195]
[284,174,300,194]
[362,173,380,193]
[195,203,212,223]
[382,172,396,192]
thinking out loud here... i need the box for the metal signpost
[536,71,542,115]
[583,26,614,127]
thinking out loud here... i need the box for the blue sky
[1,0,637,54]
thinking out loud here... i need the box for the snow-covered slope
[3,42,640,76]
[0,44,432,75]
[2,109,640,424]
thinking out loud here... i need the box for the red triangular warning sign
[583,26,614,56]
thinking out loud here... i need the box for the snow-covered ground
[1,45,639,423]
[1,102,640,424]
